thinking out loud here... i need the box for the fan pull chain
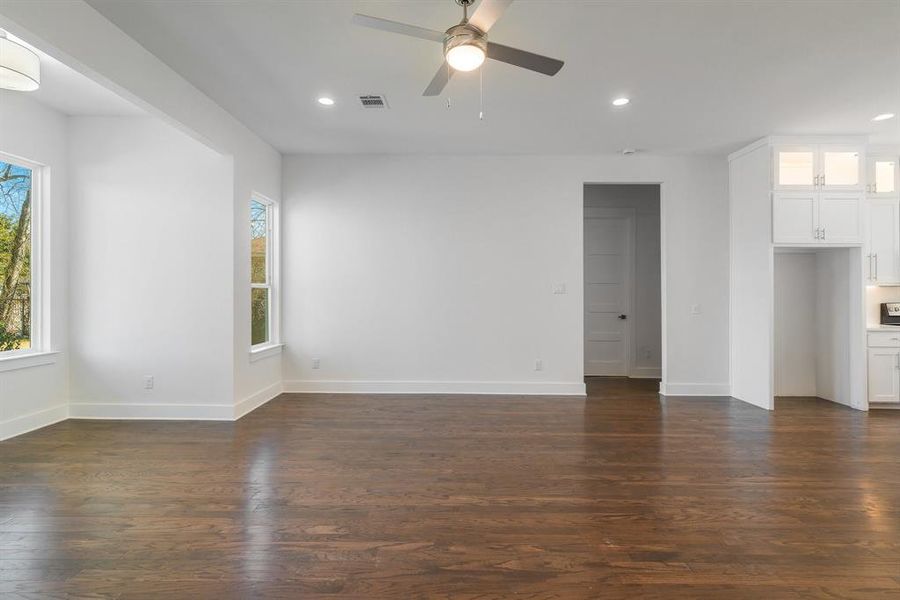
[479,64,484,120]
[446,62,452,110]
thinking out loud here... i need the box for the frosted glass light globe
[446,44,485,72]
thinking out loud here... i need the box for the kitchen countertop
[867,325,900,331]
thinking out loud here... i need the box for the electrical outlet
[552,283,567,295]
[312,358,321,370]
[535,359,543,371]
[143,375,154,390]
[690,303,702,315]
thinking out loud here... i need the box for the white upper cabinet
[866,198,900,284]
[867,155,899,197]
[772,191,863,245]
[774,144,864,191]
[818,192,863,243]
[772,192,818,243]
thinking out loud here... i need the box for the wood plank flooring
[2,377,899,598]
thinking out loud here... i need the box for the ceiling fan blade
[468,0,514,33]
[351,14,444,43]
[486,42,564,76]
[423,64,454,96]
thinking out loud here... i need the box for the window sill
[0,350,60,373]
[249,343,284,363]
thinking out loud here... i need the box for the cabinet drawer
[868,331,900,347]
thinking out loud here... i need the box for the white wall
[1,0,283,412]
[0,91,69,439]
[67,117,235,418]
[815,249,854,406]
[584,184,661,378]
[773,252,817,396]
[729,143,774,409]
[282,154,729,395]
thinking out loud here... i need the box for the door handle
[875,253,878,279]
[868,254,873,280]
[618,314,627,320]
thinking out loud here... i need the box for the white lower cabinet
[867,332,900,405]
[773,191,863,244]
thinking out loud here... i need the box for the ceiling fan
[352,0,564,96]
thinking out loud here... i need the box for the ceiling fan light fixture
[0,32,40,92]
[443,23,487,72]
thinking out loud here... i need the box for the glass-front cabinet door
[868,156,899,196]
[774,146,817,190]
[819,146,863,190]
[774,144,865,191]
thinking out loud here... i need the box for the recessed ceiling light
[612,97,630,107]
[317,97,335,106]
[872,113,895,122]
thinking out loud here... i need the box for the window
[250,195,278,349]
[0,154,40,355]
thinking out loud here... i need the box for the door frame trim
[584,207,636,377]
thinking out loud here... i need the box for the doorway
[584,184,661,379]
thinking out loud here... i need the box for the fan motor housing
[443,23,487,58]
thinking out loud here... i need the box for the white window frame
[249,193,281,357]
[0,151,50,367]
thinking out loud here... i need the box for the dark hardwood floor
[2,378,899,599]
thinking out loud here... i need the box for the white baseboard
[68,402,234,420]
[629,367,662,379]
[3,383,282,441]
[659,382,731,397]
[234,381,283,419]
[0,403,68,441]
[283,380,587,396]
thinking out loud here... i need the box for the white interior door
[584,209,632,376]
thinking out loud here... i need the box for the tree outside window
[0,160,32,353]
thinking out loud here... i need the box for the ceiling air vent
[358,94,388,108]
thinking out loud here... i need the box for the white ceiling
[85,0,900,155]
[7,33,143,117]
